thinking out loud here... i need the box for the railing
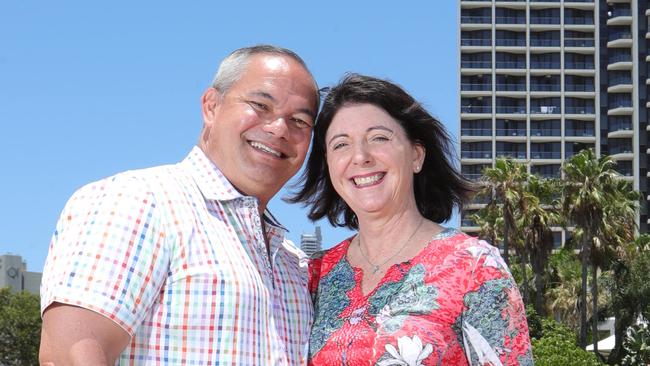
[565,38,595,47]
[566,128,595,136]
[496,61,526,68]
[461,105,493,113]
[531,84,561,92]
[496,106,527,114]
[531,128,561,136]
[608,100,633,109]
[615,167,633,176]
[610,121,632,131]
[461,16,492,24]
[609,9,632,18]
[609,53,632,63]
[497,151,527,159]
[566,106,595,114]
[608,32,633,42]
[565,17,595,25]
[461,150,493,159]
[530,16,561,25]
[531,105,561,114]
[461,83,492,91]
[496,38,526,46]
[531,61,561,69]
[461,61,492,68]
[496,83,526,91]
[461,38,492,46]
[531,151,562,159]
[564,0,593,2]
[609,77,632,86]
[470,195,491,204]
[565,61,594,69]
[531,0,560,2]
[610,146,633,155]
[532,170,561,179]
[463,173,484,181]
[496,128,527,136]
[565,83,595,92]
[495,16,526,24]
[461,128,493,136]
[461,218,478,227]
[530,39,561,47]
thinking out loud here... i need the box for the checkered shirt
[41,146,313,365]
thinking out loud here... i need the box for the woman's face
[325,103,425,219]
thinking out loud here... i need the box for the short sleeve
[40,173,171,336]
[460,242,534,366]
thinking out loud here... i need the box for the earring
[415,165,420,173]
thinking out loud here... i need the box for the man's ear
[201,87,221,127]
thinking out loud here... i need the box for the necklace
[356,217,425,274]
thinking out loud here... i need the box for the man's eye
[249,101,268,111]
[291,117,312,129]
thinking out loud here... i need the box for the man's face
[200,54,318,207]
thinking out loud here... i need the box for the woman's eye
[372,135,389,142]
[331,142,347,151]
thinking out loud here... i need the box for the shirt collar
[181,146,288,232]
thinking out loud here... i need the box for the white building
[301,226,323,257]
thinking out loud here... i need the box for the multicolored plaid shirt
[41,146,313,365]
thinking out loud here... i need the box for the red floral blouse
[307,228,533,366]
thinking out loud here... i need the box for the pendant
[372,265,380,274]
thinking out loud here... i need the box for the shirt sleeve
[40,173,171,336]
[460,243,534,366]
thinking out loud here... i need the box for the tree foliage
[0,288,41,366]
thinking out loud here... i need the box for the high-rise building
[0,254,42,295]
[459,0,648,244]
[301,226,323,257]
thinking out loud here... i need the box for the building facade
[0,254,42,295]
[300,226,323,257]
[459,0,649,243]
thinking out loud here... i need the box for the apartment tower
[459,0,649,244]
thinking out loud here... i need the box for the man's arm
[40,302,130,366]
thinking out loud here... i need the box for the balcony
[531,84,561,92]
[530,105,561,114]
[496,151,527,159]
[565,61,594,69]
[565,38,595,47]
[531,61,561,69]
[496,16,526,24]
[496,128,526,137]
[463,173,484,181]
[496,83,526,92]
[531,128,561,137]
[496,38,526,47]
[566,128,595,137]
[462,105,492,114]
[530,17,560,25]
[566,106,595,114]
[565,83,595,92]
[531,151,562,159]
[565,17,594,25]
[496,61,526,69]
[496,106,527,114]
[609,145,633,155]
[461,83,492,91]
[461,38,492,46]
[608,32,633,47]
[462,150,493,159]
[608,53,632,65]
[461,128,492,136]
[461,16,492,24]
[530,39,561,47]
[461,61,492,69]
[609,76,632,86]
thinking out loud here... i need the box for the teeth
[250,141,282,157]
[353,173,384,187]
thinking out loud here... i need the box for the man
[39,45,319,365]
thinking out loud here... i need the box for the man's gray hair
[211,45,318,102]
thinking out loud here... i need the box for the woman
[292,74,533,365]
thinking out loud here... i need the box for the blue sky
[0,1,459,272]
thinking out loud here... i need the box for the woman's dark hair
[288,73,476,230]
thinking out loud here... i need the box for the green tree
[561,149,620,349]
[0,288,41,366]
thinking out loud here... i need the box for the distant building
[0,254,42,295]
[301,226,322,257]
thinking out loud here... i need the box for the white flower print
[349,306,366,325]
[377,335,433,366]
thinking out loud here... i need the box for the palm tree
[520,175,560,316]
[481,158,528,266]
[469,202,502,248]
[562,148,620,349]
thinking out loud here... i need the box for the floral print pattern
[308,228,533,365]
